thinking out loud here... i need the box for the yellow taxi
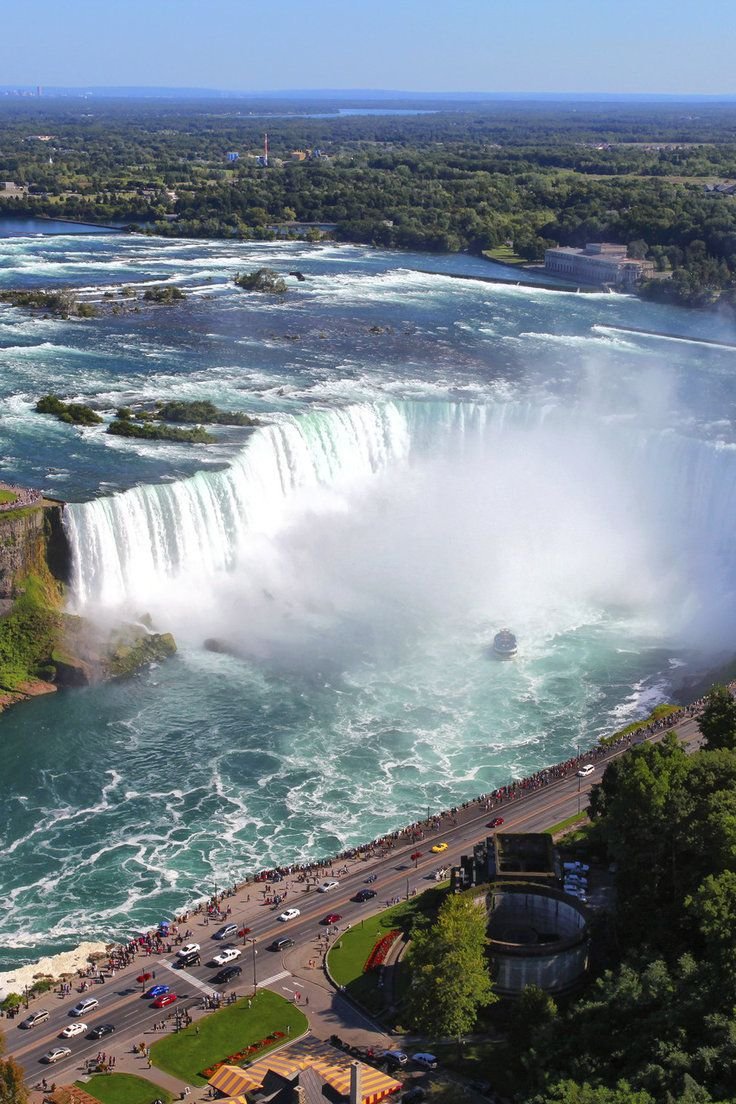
[430,842,449,854]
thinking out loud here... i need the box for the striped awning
[207,1065,263,1096]
[243,1037,401,1104]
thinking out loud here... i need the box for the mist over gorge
[1,232,736,968]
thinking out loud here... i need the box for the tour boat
[493,629,518,658]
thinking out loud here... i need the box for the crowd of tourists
[99,686,727,961]
[0,483,42,511]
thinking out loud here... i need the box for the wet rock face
[0,504,70,599]
[0,508,46,599]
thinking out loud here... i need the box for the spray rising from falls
[65,399,736,651]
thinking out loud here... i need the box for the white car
[60,1022,87,1038]
[277,908,301,923]
[212,946,241,966]
[317,880,340,893]
[70,997,98,1017]
[43,1047,72,1064]
[177,942,201,958]
[577,764,595,778]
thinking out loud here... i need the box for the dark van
[268,937,295,952]
[177,949,200,967]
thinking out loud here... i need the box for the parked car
[87,1024,115,1039]
[152,992,177,1009]
[70,997,99,1017]
[277,908,301,922]
[177,943,201,958]
[269,937,295,952]
[321,913,343,925]
[486,817,505,829]
[20,1009,49,1029]
[381,1050,409,1068]
[42,1047,72,1064]
[413,1053,438,1069]
[318,880,340,893]
[353,889,377,902]
[143,985,170,999]
[213,965,243,984]
[60,1022,87,1038]
[212,923,238,941]
[212,946,241,966]
[430,843,448,854]
[577,764,595,777]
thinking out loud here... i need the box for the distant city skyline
[2,0,735,96]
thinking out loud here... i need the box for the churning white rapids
[1,232,735,970]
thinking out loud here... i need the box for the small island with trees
[34,395,259,444]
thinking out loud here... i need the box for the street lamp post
[248,938,257,995]
[406,876,410,901]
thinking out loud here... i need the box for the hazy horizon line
[2,86,736,103]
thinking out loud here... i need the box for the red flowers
[200,1031,287,1077]
[363,929,401,973]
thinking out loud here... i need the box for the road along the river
[7,713,704,1083]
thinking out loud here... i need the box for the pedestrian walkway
[159,959,218,997]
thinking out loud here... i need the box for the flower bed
[200,1031,286,1077]
[363,929,401,972]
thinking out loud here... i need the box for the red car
[486,817,505,829]
[152,992,177,1009]
[321,913,343,925]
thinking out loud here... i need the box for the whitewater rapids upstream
[1,232,736,971]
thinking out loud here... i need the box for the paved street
[6,711,704,1093]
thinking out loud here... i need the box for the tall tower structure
[263,133,269,167]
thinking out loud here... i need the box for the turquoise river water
[1,230,736,971]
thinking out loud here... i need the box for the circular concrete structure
[488,884,589,995]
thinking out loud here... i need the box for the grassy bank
[150,990,307,1085]
[598,703,679,747]
[0,569,61,691]
[328,884,448,1017]
[78,1074,173,1104]
[546,811,589,836]
[483,245,528,267]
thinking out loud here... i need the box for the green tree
[534,1081,655,1104]
[687,870,736,982]
[0,1031,28,1104]
[698,685,736,751]
[508,984,558,1048]
[405,894,496,1041]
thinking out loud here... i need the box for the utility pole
[248,938,258,995]
[406,876,409,901]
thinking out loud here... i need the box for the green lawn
[545,811,589,836]
[0,489,18,505]
[482,245,528,267]
[76,1074,172,1104]
[328,884,448,1016]
[150,990,307,1085]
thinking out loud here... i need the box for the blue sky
[2,0,735,95]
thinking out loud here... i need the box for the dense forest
[1,97,736,305]
[505,687,736,1103]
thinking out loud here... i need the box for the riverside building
[544,242,654,289]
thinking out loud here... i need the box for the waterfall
[65,402,411,609]
[65,398,736,634]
